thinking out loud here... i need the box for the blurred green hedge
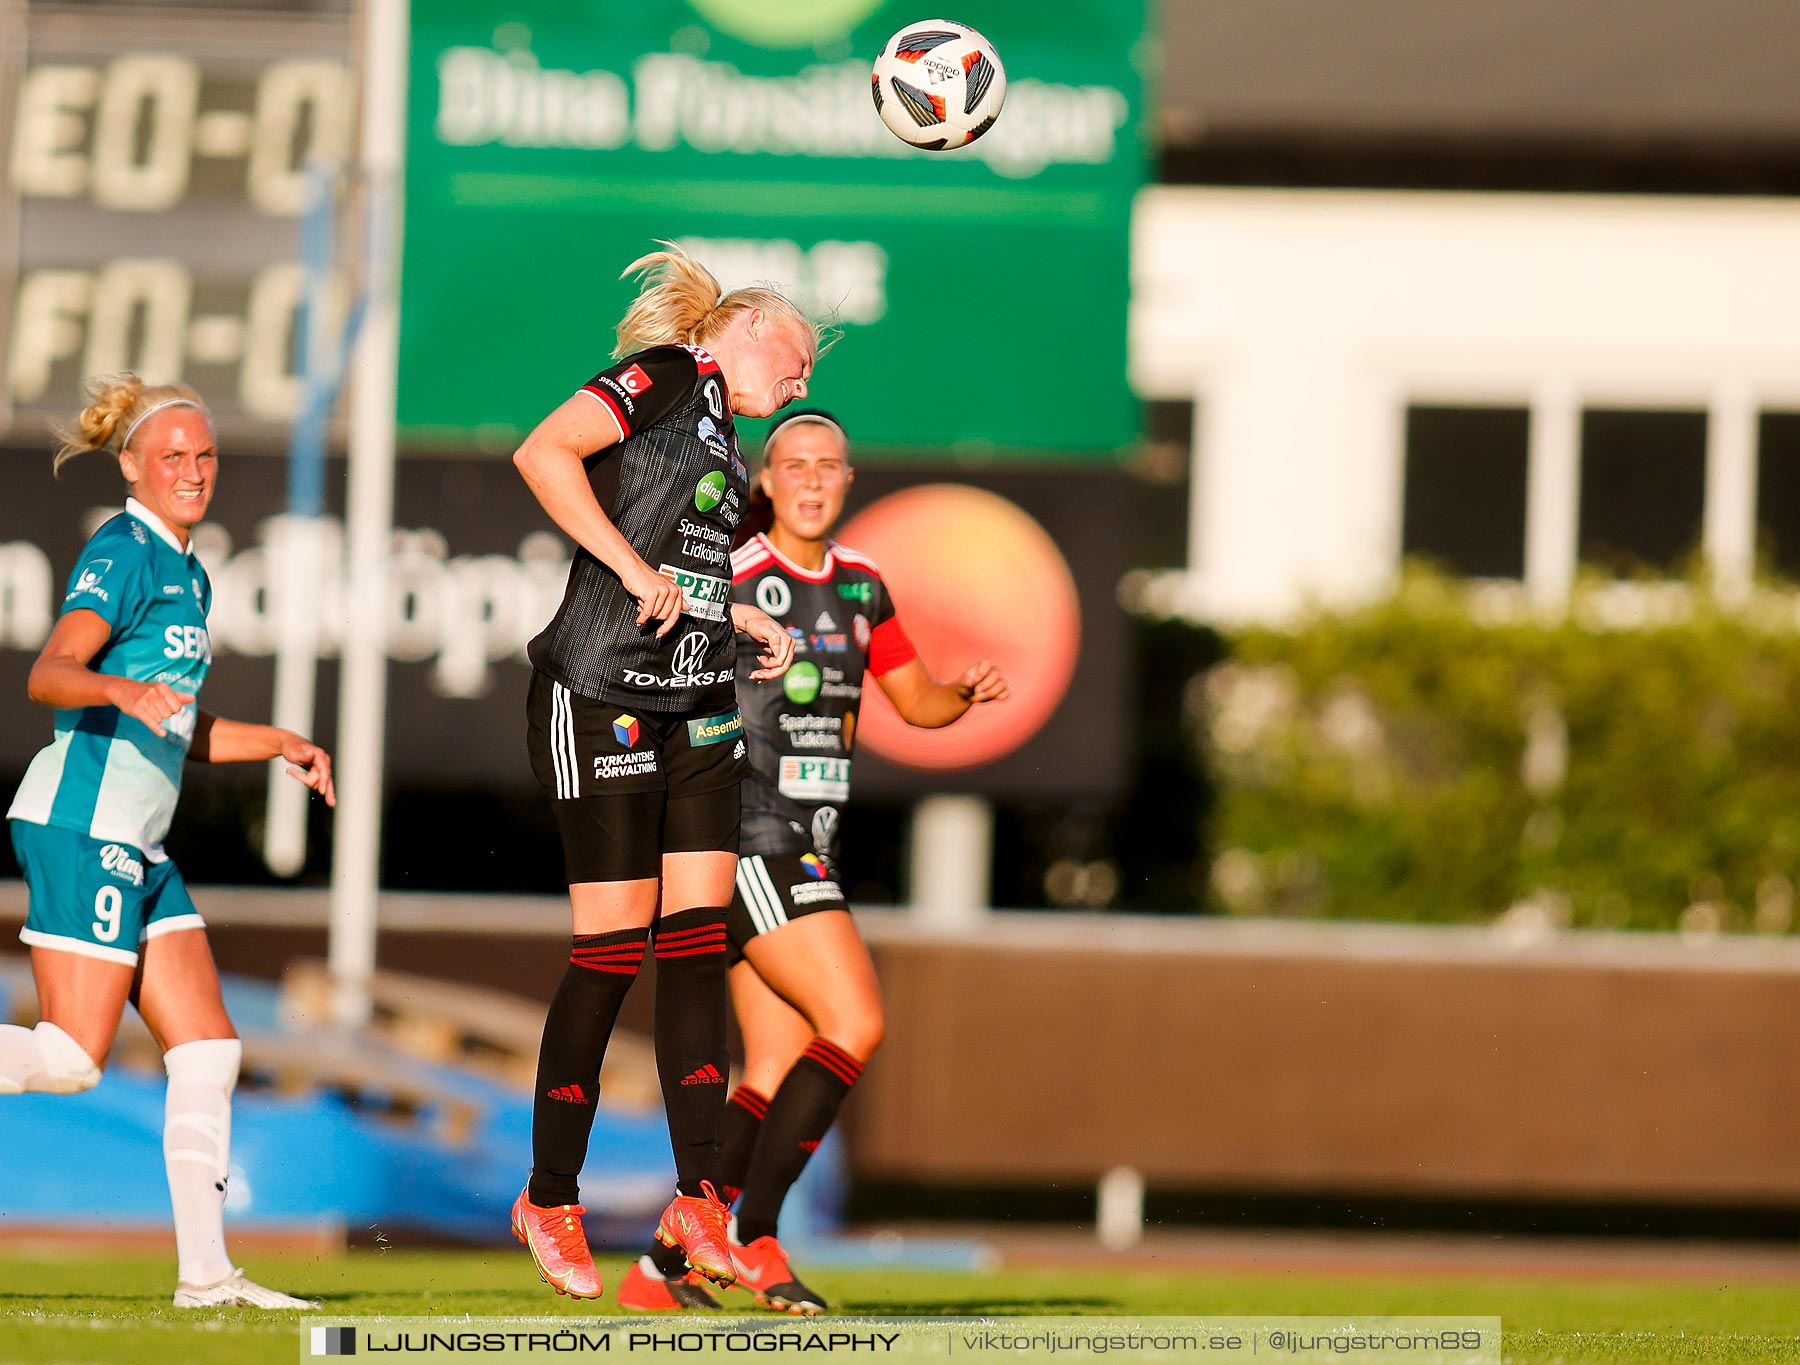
[1197,569,1800,931]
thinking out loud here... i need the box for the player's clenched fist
[955,660,1009,705]
[111,679,196,737]
[622,560,685,637]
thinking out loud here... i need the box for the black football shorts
[726,851,851,964]
[526,670,748,883]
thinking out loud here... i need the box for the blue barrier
[0,973,843,1247]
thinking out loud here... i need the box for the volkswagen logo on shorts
[673,630,709,677]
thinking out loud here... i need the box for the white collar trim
[756,533,836,583]
[125,497,191,556]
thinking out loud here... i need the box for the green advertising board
[398,0,1150,459]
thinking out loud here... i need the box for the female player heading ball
[509,244,812,1299]
[618,409,1008,1314]
[0,375,334,1309]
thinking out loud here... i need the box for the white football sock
[0,1021,100,1094]
[163,1038,241,1286]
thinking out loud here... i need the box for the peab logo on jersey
[779,755,851,803]
[659,564,730,621]
[617,364,653,396]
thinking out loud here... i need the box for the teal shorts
[10,820,204,967]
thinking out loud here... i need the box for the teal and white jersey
[7,498,213,856]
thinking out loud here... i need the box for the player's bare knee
[821,1013,883,1061]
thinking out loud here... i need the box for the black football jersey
[730,533,916,865]
[527,344,749,713]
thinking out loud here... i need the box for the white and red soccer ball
[871,19,1007,151]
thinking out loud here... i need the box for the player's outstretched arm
[188,713,336,806]
[513,393,683,638]
[876,657,1009,729]
[27,608,195,737]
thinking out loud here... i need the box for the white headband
[764,412,846,455]
[121,397,203,451]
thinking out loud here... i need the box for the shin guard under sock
[651,907,730,1197]
[528,927,648,1207]
[734,1038,862,1244]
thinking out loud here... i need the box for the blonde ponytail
[613,241,828,363]
[52,374,208,475]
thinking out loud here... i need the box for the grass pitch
[4,1248,1800,1363]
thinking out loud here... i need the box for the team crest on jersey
[71,559,113,603]
[756,577,792,617]
[854,613,871,649]
[697,415,730,459]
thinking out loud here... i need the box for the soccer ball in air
[871,20,1007,151]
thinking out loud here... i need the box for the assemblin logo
[0,516,575,700]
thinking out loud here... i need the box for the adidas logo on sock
[545,1084,587,1103]
[680,1064,725,1087]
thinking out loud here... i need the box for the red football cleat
[731,1234,828,1315]
[511,1188,602,1299]
[617,1255,721,1311]
[654,1180,737,1287]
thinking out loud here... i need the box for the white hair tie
[121,397,203,451]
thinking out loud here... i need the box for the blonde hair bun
[52,374,208,475]
[613,241,829,364]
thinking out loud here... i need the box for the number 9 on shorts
[9,821,205,966]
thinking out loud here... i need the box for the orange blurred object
[838,485,1080,771]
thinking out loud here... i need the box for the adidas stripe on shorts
[726,851,850,963]
[525,669,747,884]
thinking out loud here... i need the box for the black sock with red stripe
[528,927,649,1207]
[650,1083,767,1276]
[734,1038,863,1244]
[652,907,731,1198]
